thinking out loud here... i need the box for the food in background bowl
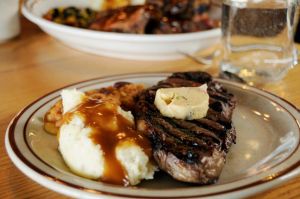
[43,0,220,34]
[22,0,222,60]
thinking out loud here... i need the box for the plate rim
[5,72,300,198]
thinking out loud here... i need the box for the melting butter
[154,84,209,120]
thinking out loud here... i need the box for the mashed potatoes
[59,114,105,179]
[58,89,156,185]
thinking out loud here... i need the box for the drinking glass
[220,0,298,85]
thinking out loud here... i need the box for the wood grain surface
[1,18,300,199]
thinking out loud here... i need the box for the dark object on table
[134,71,236,184]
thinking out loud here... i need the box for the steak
[88,1,216,34]
[146,0,195,19]
[151,15,216,34]
[89,5,161,34]
[134,71,236,184]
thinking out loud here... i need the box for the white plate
[21,0,221,60]
[5,73,300,199]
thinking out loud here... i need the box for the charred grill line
[149,121,209,162]
[208,90,233,103]
[152,117,210,149]
[206,108,232,124]
[169,119,222,143]
[194,118,226,133]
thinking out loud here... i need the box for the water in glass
[221,0,298,84]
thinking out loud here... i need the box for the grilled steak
[151,14,216,34]
[146,0,195,19]
[88,0,216,34]
[89,5,161,34]
[134,71,236,184]
[146,0,215,34]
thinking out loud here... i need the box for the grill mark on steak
[152,117,210,149]
[194,118,226,133]
[136,102,219,159]
[164,117,220,150]
[208,90,233,104]
[169,119,222,143]
[134,71,236,184]
[148,121,209,161]
[137,98,224,148]
[206,108,230,124]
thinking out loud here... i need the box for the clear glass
[221,0,298,85]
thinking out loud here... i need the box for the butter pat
[154,85,209,120]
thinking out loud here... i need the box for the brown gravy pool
[65,98,151,185]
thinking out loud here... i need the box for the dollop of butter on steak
[154,84,209,120]
[134,71,236,184]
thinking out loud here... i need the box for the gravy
[66,98,151,185]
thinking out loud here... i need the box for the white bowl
[22,0,221,60]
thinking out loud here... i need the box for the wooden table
[1,18,300,199]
